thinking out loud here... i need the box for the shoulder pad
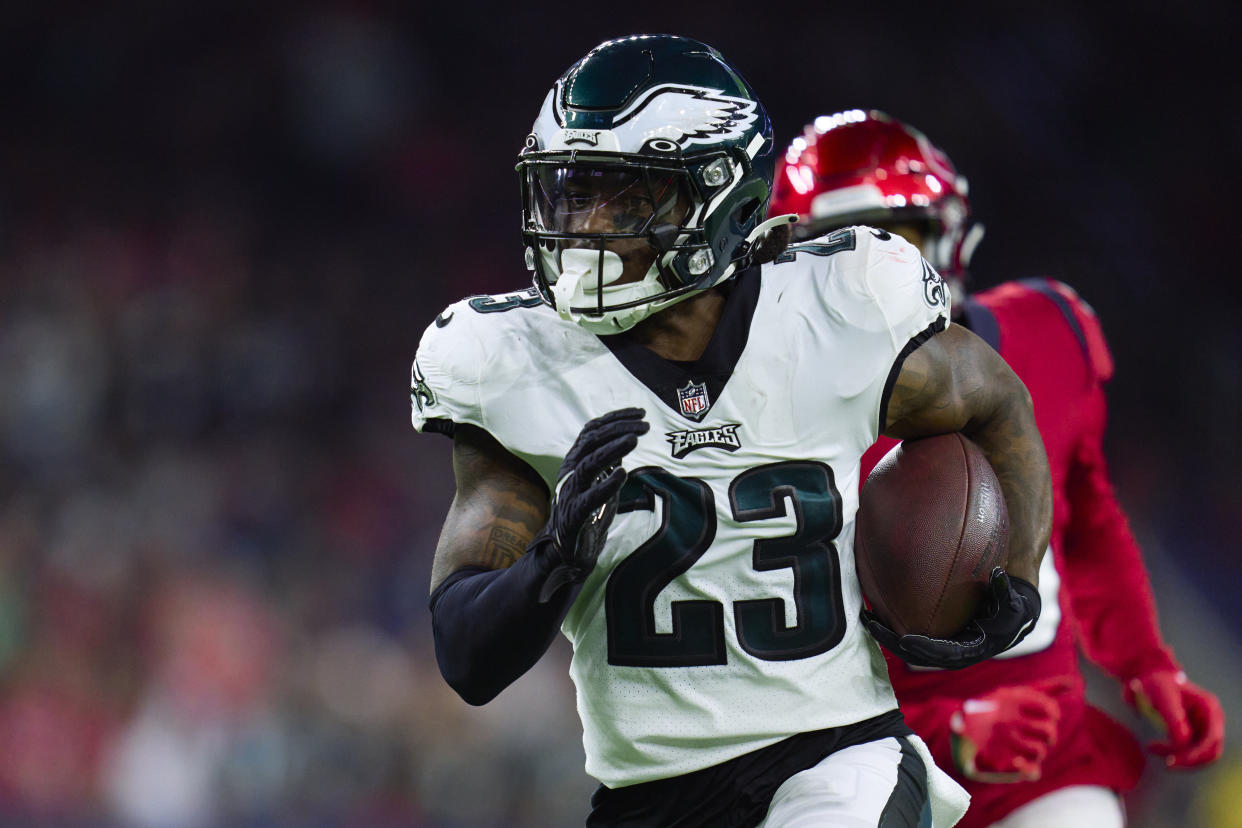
[1018,278,1113,382]
[859,227,952,346]
[410,297,491,435]
[767,225,951,348]
[411,286,561,435]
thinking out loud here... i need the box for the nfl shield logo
[677,380,711,421]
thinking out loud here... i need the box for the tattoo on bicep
[885,344,955,434]
[886,327,997,436]
[471,474,548,563]
[483,525,529,569]
[435,427,551,583]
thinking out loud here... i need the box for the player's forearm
[1062,410,1176,678]
[962,384,1052,585]
[429,435,563,705]
[1063,524,1177,680]
[430,549,575,705]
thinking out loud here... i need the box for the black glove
[534,407,648,602]
[861,568,1041,670]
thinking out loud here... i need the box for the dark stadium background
[0,2,1237,826]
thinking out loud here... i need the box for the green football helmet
[517,35,788,334]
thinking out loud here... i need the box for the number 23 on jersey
[606,461,848,668]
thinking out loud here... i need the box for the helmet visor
[530,165,691,239]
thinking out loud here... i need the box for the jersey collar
[599,266,762,423]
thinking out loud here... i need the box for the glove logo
[666,423,742,459]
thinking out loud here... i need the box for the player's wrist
[947,684,1062,782]
[1122,667,1183,709]
[949,715,1019,782]
[1117,652,1181,687]
[525,529,591,604]
[986,571,1040,656]
[1003,563,1039,586]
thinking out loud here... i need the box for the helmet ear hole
[732,198,761,227]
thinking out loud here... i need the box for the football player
[412,38,1055,827]
[770,110,1224,828]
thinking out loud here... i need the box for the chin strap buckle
[744,213,798,246]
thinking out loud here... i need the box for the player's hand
[535,407,648,602]
[862,568,1041,670]
[950,678,1071,783]
[1124,669,1224,768]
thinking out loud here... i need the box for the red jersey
[861,279,1179,828]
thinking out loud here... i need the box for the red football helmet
[770,110,983,279]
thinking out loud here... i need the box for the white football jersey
[411,227,952,788]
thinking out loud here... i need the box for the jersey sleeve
[852,228,952,435]
[860,228,953,352]
[788,227,954,449]
[410,300,486,436]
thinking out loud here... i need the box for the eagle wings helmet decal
[533,84,759,153]
[611,84,758,151]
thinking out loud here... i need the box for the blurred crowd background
[0,2,1238,826]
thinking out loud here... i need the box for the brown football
[855,433,1009,638]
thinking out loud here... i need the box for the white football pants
[759,735,967,827]
[989,785,1125,828]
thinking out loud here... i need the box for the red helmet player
[773,112,1225,828]
[771,109,983,289]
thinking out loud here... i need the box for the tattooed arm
[426,425,560,705]
[429,423,549,593]
[882,323,1052,584]
[428,410,644,704]
[862,322,1052,668]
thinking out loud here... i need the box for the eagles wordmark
[562,129,599,146]
[666,424,743,459]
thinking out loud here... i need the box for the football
[855,433,1009,638]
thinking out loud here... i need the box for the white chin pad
[552,248,625,315]
[559,248,624,290]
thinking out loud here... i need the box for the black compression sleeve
[428,545,578,705]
